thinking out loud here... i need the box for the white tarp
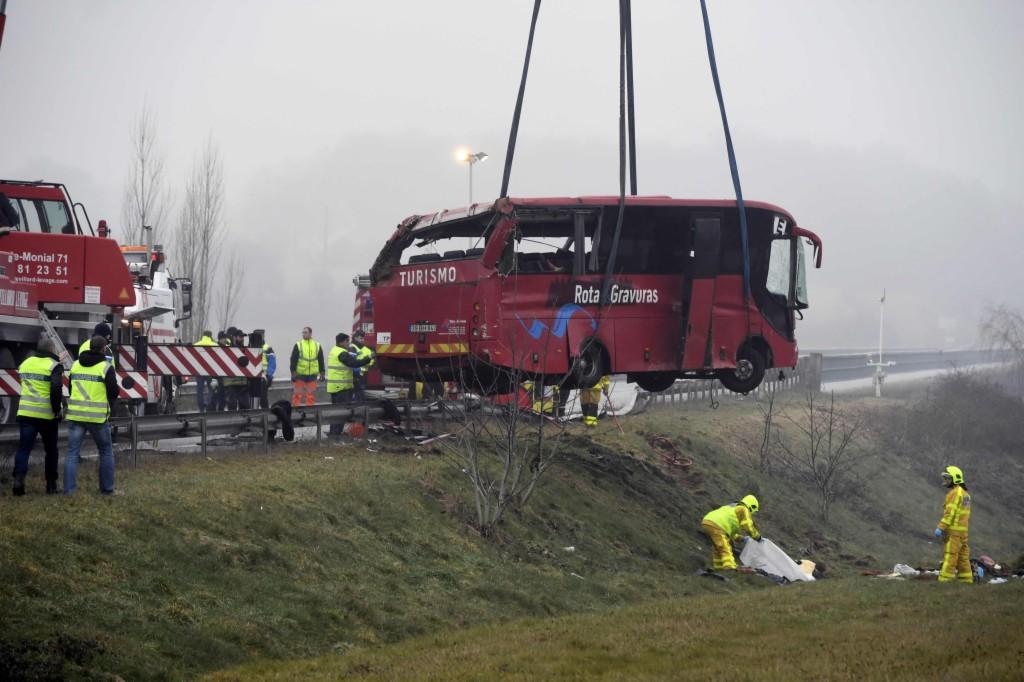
[739,537,815,582]
[556,375,642,420]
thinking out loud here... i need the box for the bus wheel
[0,348,17,424]
[635,372,677,393]
[717,346,765,394]
[571,341,606,389]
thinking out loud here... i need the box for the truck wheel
[635,372,677,393]
[716,346,766,394]
[0,348,18,424]
[571,340,606,389]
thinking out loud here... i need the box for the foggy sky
[2,0,1022,353]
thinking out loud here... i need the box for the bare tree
[755,384,780,472]
[776,390,862,522]
[173,137,225,340]
[215,247,245,332]
[121,104,171,245]
[434,341,569,536]
[979,305,1024,390]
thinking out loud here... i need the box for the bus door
[596,207,689,375]
[681,216,721,369]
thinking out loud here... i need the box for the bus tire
[635,372,677,393]
[716,346,766,394]
[571,340,606,389]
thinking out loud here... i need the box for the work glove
[933,528,944,539]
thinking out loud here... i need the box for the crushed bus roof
[406,196,796,232]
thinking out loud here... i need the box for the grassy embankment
[211,579,1024,681]
[1,387,1022,679]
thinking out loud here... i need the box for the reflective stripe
[17,356,58,420]
[326,346,354,393]
[67,360,111,423]
[295,340,321,376]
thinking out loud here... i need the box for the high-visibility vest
[195,335,217,347]
[16,355,59,420]
[351,344,374,372]
[79,338,116,367]
[295,339,321,376]
[67,359,112,423]
[326,346,355,393]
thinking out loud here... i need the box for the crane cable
[699,0,752,301]
[500,0,542,199]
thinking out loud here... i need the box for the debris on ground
[647,436,693,470]
[695,568,728,582]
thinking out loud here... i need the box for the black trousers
[255,377,272,410]
[14,418,59,484]
[225,384,251,411]
[329,389,353,435]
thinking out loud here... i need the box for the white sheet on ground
[739,538,815,582]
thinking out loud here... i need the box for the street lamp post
[456,149,488,205]
[868,289,894,397]
[456,149,488,248]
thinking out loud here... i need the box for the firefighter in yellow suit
[701,495,761,570]
[580,375,610,427]
[935,465,972,584]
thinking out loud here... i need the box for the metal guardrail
[0,400,448,459]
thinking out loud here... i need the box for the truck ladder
[37,308,73,370]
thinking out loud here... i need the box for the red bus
[367,196,822,394]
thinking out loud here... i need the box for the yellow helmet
[942,465,964,486]
[741,494,760,513]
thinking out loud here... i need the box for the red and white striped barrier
[0,369,19,396]
[117,344,264,378]
[116,370,149,400]
[0,369,147,400]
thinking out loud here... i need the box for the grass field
[209,579,1024,681]
[1,392,1021,679]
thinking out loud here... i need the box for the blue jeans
[64,421,115,495]
[197,377,212,412]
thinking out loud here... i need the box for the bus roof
[406,196,796,231]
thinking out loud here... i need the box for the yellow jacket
[938,486,971,535]
[702,504,760,541]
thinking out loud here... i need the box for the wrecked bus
[367,196,822,394]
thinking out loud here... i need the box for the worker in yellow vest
[290,326,324,407]
[249,329,276,410]
[194,329,217,412]
[701,495,762,570]
[935,465,973,584]
[580,375,610,426]
[63,335,119,495]
[12,338,65,496]
[327,332,372,436]
[349,329,375,401]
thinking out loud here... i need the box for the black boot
[13,474,26,496]
[46,481,59,495]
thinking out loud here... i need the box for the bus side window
[692,218,721,278]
